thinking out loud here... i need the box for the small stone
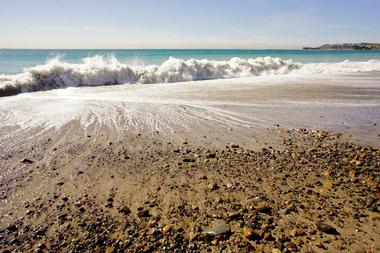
[119,206,131,215]
[202,223,231,236]
[58,213,68,221]
[209,182,218,191]
[7,224,18,232]
[228,212,241,220]
[263,232,272,240]
[369,214,380,220]
[187,232,199,241]
[226,183,233,188]
[21,158,34,164]
[231,144,239,148]
[162,225,172,234]
[279,204,295,215]
[320,180,333,193]
[207,152,216,158]
[243,227,255,239]
[272,249,281,253]
[151,228,161,237]
[256,203,271,213]
[285,242,297,250]
[211,239,218,245]
[317,223,339,235]
[136,209,149,218]
[183,158,192,163]
[294,238,304,245]
[105,246,115,253]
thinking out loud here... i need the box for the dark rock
[119,206,131,215]
[58,213,68,221]
[207,152,216,158]
[317,223,339,235]
[21,159,34,164]
[7,224,18,232]
[182,158,195,163]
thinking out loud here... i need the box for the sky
[0,0,379,49]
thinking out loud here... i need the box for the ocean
[1,49,380,94]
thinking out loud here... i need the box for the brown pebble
[263,232,272,240]
[243,227,255,239]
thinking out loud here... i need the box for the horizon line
[0,47,305,50]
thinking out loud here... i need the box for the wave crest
[0,56,300,95]
[1,55,380,96]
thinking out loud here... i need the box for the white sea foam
[0,55,380,95]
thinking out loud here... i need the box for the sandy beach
[0,72,379,252]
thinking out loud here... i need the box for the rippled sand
[0,72,379,148]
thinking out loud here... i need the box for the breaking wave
[0,55,380,96]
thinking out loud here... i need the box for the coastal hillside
[303,43,380,50]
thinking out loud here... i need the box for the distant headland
[303,43,380,50]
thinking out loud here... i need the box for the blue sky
[0,0,379,49]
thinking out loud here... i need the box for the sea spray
[0,56,300,94]
[1,55,380,96]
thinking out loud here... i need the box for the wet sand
[0,73,379,252]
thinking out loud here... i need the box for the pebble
[272,249,281,253]
[136,210,149,218]
[294,238,304,245]
[119,206,131,215]
[21,158,34,164]
[105,246,115,253]
[285,242,297,251]
[7,224,18,232]
[263,231,272,240]
[228,212,241,220]
[317,223,339,235]
[207,152,216,158]
[202,223,231,236]
[256,203,271,213]
[162,225,172,234]
[369,214,380,220]
[187,232,199,242]
[243,227,255,239]
[208,182,218,191]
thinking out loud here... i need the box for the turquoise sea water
[1,49,380,74]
